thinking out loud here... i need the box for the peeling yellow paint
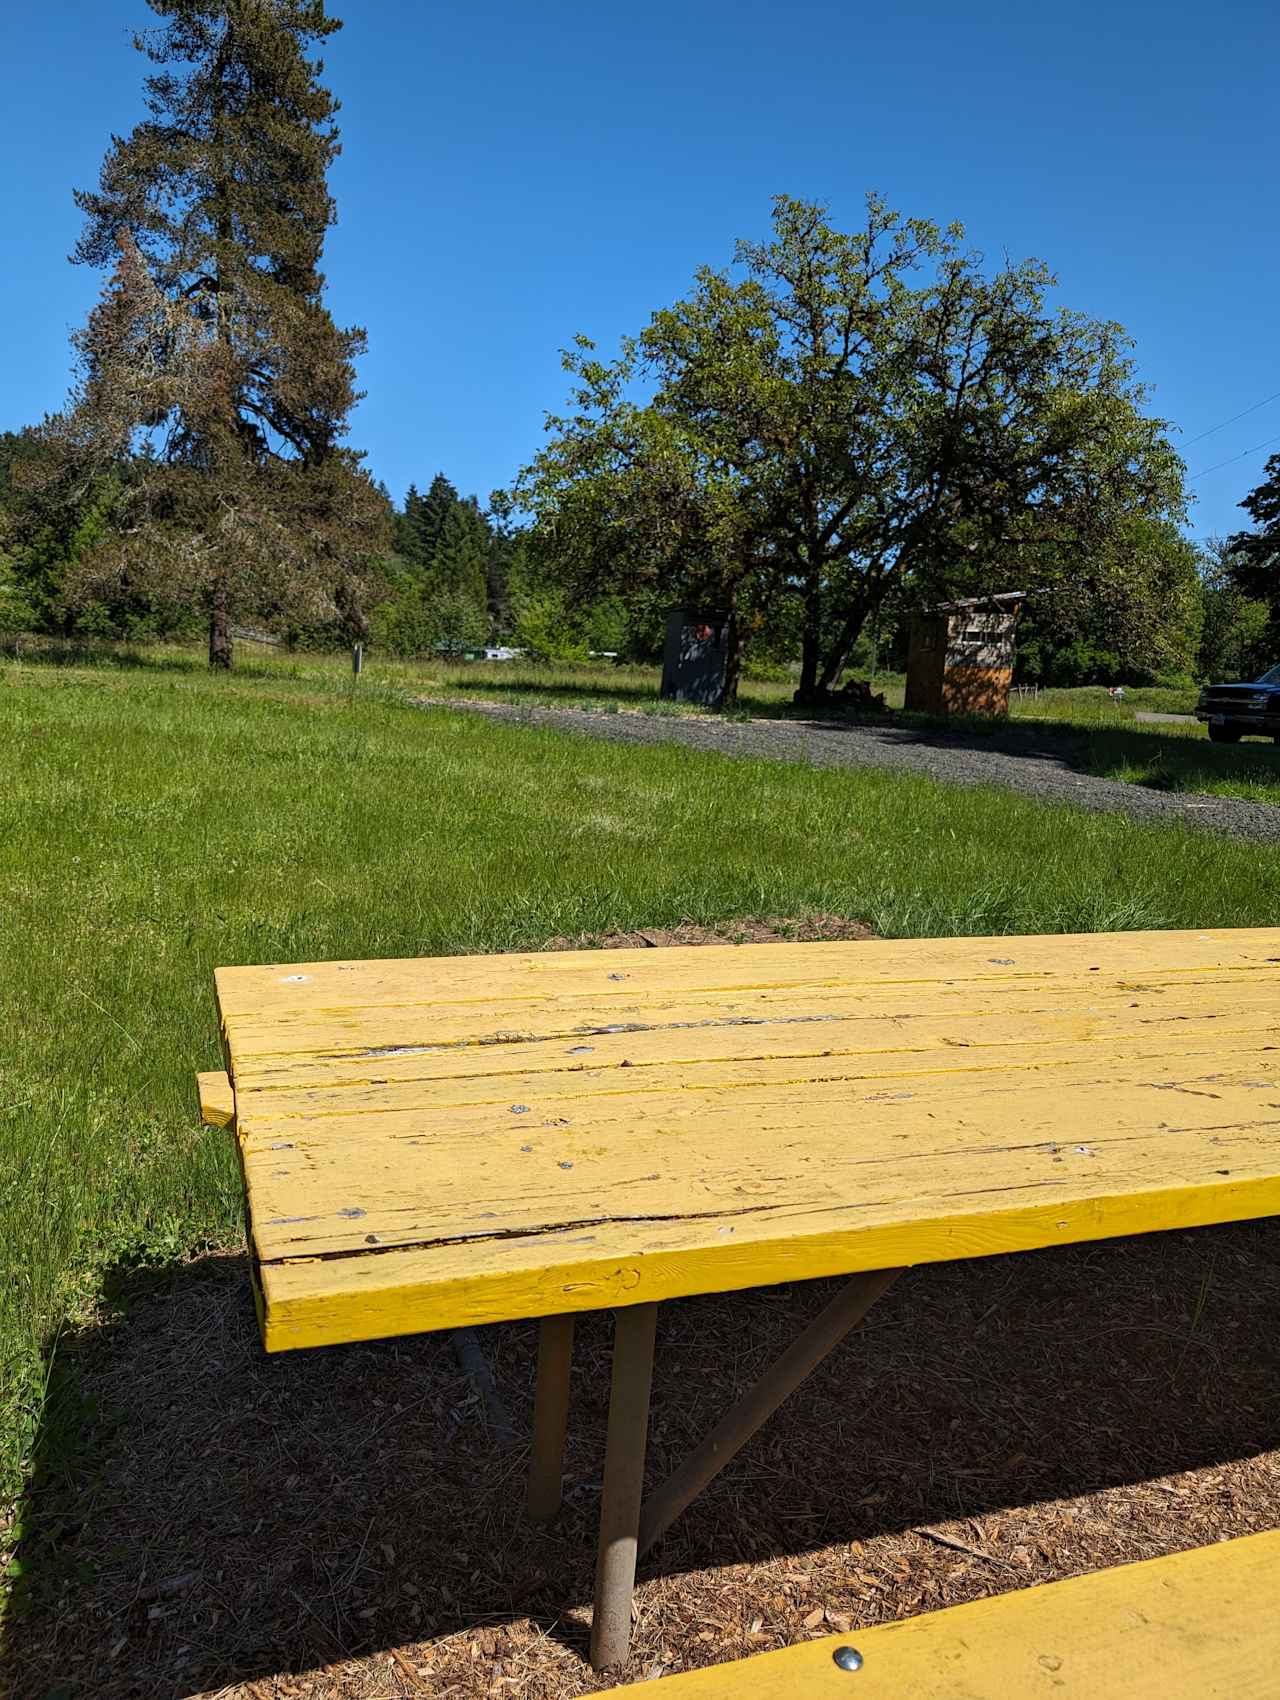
[209,930,1280,1353]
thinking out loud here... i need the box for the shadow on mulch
[5,1225,1279,1700]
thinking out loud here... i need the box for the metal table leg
[589,1302,659,1671]
[527,1314,575,1522]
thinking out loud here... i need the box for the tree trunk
[207,61,235,678]
[794,564,823,705]
[818,575,886,692]
[208,577,232,670]
[722,614,746,705]
[817,607,866,692]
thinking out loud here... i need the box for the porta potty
[660,608,736,708]
[904,591,1025,717]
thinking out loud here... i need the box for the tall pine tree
[416,473,458,566]
[432,497,489,604]
[396,482,426,565]
[46,0,385,667]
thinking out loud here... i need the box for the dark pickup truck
[1196,667,1280,743]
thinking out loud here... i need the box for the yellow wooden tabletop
[214,928,1280,1352]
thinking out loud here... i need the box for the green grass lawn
[412,655,1201,724]
[413,656,1199,723]
[4,643,1280,1531]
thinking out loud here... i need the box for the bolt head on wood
[832,1645,864,1671]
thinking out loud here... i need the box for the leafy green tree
[42,0,386,668]
[0,434,56,632]
[0,558,32,633]
[1016,518,1202,685]
[582,596,628,655]
[377,476,493,649]
[0,431,161,637]
[418,474,460,565]
[370,569,485,656]
[485,525,520,639]
[395,483,425,564]
[396,474,458,571]
[513,590,590,663]
[514,195,1186,700]
[0,433,44,511]
[1199,537,1271,682]
[431,497,488,607]
[1229,454,1280,609]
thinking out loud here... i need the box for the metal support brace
[637,1267,901,1559]
[540,1270,900,1672]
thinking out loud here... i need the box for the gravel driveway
[420,697,1280,843]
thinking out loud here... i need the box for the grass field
[416,656,1280,804]
[419,655,1200,724]
[3,641,1280,1538]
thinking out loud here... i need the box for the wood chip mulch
[5,1223,1278,1700]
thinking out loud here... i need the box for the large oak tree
[514,196,1187,699]
[44,0,385,667]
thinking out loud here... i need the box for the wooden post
[637,1268,900,1557]
[527,1314,575,1521]
[589,1302,658,1672]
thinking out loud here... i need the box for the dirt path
[418,698,1280,842]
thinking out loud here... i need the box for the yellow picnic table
[204,928,1280,1672]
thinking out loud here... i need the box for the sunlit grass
[4,642,1280,1516]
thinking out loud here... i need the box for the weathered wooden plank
[256,1163,1280,1351]
[223,958,1280,1055]
[214,927,1280,1022]
[214,931,1280,1352]
[227,978,1280,1096]
[239,1056,1280,1261]
[613,1529,1280,1696]
[196,1070,235,1130]
[238,1032,1280,1131]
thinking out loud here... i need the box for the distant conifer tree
[47,0,386,667]
[416,474,459,565]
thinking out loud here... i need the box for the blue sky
[5,0,1278,539]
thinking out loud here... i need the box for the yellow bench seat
[617,1530,1280,1696]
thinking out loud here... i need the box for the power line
[1182,387,1280,449]
[1189,431,1280,483]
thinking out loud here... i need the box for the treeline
[14,3,1279,693]
[2,422,1276,684]
[1010,532,1271,689]
[0,422,1274,684]
[0,433,626,661]
[375,472,626,659]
